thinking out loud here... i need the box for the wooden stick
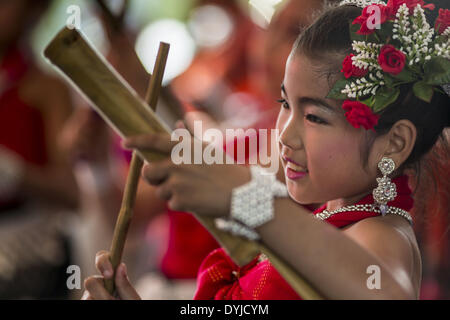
[44,27,324,299]
[104,154,142,294]
[104,42,170,295]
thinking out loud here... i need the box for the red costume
[194,175,414,300]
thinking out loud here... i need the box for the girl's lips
[283,156,301,166]
[285,160,307,172]
[283,155,307,169]
[282,155,308,180]
[286,167,308,180]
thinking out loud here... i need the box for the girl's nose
[278,116,303,151]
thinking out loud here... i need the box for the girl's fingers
[155,181,173,201]
[83,276,115,300]
[95,251,113,279]
[81,290,92,300]
[115,263,141,300]
[141,162,172,186]
[123,133,176,154]
[175,120,186,130]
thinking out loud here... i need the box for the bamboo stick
[104,154,142,294]
[44,27,170,162]
[104,42,170,295]
[44,27,323,300]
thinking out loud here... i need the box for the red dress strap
[194,175,413,300]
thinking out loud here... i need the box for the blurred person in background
[0,0,79,299]
[412,131,450,299]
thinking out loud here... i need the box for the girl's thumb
[115,263,141,300]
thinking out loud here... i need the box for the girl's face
[276,53,382,208]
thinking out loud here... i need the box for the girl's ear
[382,120,417,168]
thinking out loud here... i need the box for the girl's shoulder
[344,213,418,248]
[343,214,422,298]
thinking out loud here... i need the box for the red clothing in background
[0,46,47,209]
[0,46,47,166]
[160,208,219,279]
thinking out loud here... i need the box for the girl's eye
[305,114,327,125]
[277,99,290,109]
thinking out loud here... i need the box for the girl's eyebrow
[281,83,337,113]
[298,97,338,114]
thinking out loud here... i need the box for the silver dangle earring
[372,157,397,216]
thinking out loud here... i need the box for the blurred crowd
[0,0,448,299]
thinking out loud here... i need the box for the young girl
[82,0,450,300]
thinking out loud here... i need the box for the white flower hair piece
[326,1,450,131]
[339,0,387,9]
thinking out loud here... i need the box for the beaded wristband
[215,166,289,240]
[214,218,260,240]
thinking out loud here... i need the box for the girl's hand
[81,251,141,300]
[123,132,251,218]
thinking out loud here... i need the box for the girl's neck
[326,189,373,212]
[325,173,407,211]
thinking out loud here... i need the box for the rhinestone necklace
[258,204,412,264]
[314,204,413,224]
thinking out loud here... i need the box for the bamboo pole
[104,42,170,295]
[44,27,323,300]
[104,154,142,294]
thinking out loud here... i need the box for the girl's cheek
[308,138,354,174]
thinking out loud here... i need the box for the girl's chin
[287,182,322,206]
[287,185,309,204]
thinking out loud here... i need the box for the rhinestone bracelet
[215,166,289,241]
[214,218,260,241]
